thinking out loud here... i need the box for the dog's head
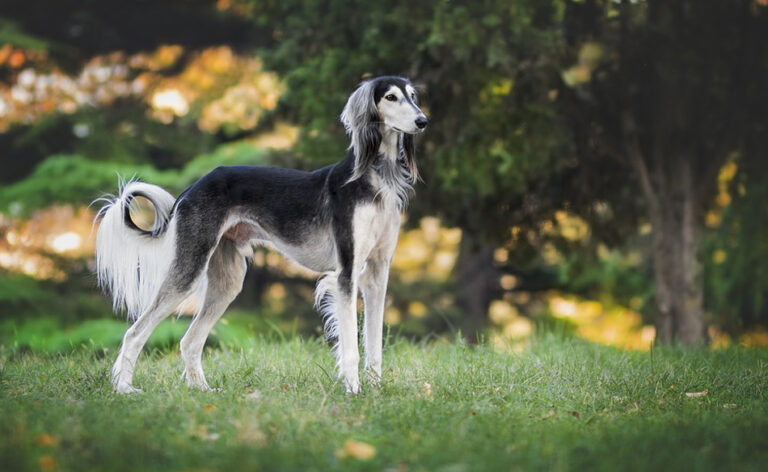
[341,76,426,183]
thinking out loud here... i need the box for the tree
[229,0,573,332]
[4,0,767,342]
[559,0,768,343]
[0,0,265,182]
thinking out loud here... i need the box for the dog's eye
[385,94,397,102]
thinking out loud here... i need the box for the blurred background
[0,0,767,353]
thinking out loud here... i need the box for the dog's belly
[265,234,337,273]
[223,221,336,273]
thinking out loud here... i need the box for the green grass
[1,336,767,471]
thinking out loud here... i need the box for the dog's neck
[371,126,412,209]
[378,127,401,162]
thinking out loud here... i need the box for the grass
[1,335,767,471]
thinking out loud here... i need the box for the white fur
[376,85,424,134]
[95,180,177,321]
[315,271,341,344]
[370,129,413,207]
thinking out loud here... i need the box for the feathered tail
[94,180,177,321]
[314,271,342,366]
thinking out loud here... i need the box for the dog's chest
[353,201,401,261]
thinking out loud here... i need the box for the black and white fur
[95,76,427,394]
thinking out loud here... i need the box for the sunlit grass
[1,336,766,471]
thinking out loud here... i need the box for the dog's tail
[94,180,177,321]
[314,272,341,366]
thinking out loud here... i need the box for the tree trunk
[622,112,706,345]
[649,161,706,345]
[453,233,497,342]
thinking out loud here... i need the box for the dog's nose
[415,116,428,129]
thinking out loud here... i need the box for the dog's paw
[344,376,361,394]
[182,369,217,391]
[184,378,222,393]
[197,384,223,393]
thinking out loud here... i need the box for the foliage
[0,313,258,353]
[555,0,768,341]
[0,273,45,304]
[0,142,271,217]
[558,243,653,309]
[1,0,767,341]
[1,337,767,471]
[241,0,572,240]
[0,0,257,65]
[705,158,768,333]
[0,19,47,51]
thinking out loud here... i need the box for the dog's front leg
[361,258,389,385]
[335,269,360,394]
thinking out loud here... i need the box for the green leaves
[0,142,271,216]
[248,0,570,239]
[0,19,48,50]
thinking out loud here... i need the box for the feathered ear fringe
[340,81,381,182]
[401,133,420,184]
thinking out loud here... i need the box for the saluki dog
[95,76,427,394]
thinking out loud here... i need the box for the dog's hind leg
[112,229,218,394]
[180,239,246,390]
[112,283,190,394]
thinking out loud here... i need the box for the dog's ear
[341,81,381,182]
[401,133,420,184]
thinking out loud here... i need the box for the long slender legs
[361,259,389,384]
[112,286,189,393]
[180,240,246,390]
[332,206,399,394]
[334,269,360,393]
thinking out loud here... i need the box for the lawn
[1,335,767,471]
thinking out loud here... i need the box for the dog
[95,76,427,394]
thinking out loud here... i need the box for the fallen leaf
[192,425,221,442]
[571,411,581,419]
[422,382,433,397]
[234,422,267,446]
[245,390,262,401]
[280,383,291,391]
[685,390,709,398]
[541,409,556,420]
[204,404,216,412]
[38,455,56,472]
[723,403,737,409]
[336,439,377,460]
[35,433,58,447]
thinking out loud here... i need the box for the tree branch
[622,110,660,216]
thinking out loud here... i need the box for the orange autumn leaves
[0,44,282,134]
[336,439,377,461]
[35,433,58,472]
